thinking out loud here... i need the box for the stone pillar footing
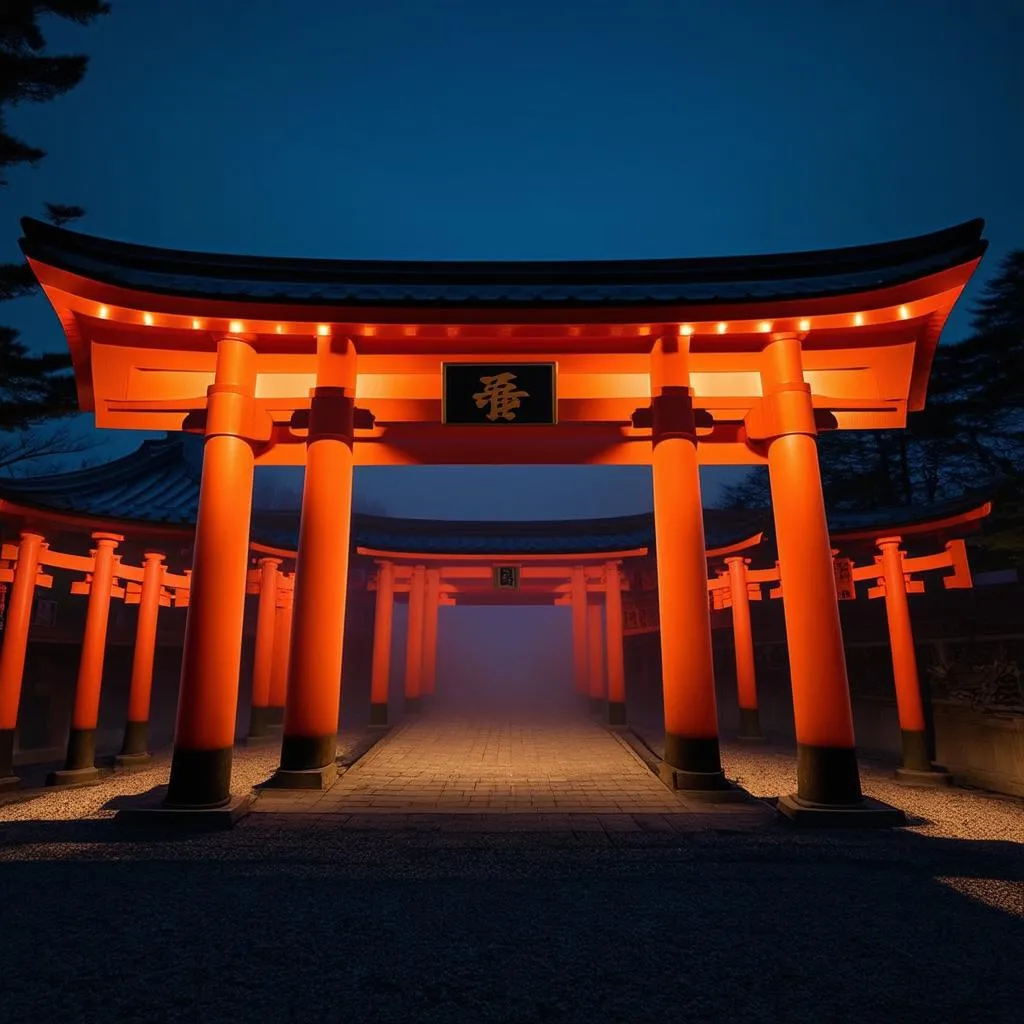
[369,703,388,726]
[116,792,251,829]
[894,766,953,788]
[258,762,338,792]
[0,775,21,793]
[656,763,751,802]
[738,708,763,740]
[46,765,103,787]
[113,752,152,772]
[607,701,627,727]
[777,793,907,827]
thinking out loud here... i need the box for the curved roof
[0,435,990,558]
[19,217,987,308]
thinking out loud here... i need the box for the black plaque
[442,363,556,425]
[493,565,521,591]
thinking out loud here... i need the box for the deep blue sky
[4,0,1022,518]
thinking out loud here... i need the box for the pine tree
[0,2,109,468]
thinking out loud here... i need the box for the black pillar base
[280,734,337,772]
[46,766,103,787]
[777,793,907,827]
[0,728,17,787]
[258,763,338,791]
[664,731,723,771]
[113,751,152,772]
[404,696,422,714]
[796,743,863,806]
[894,766,954,787]
[607,701,627,726]
[899,729,932,773]
[738,707,764,741]
[588,697,605,715]
[369,702,388,726]
[266,706,285,727]
[120,720,149,758]
[116,792,251,829]
[248,705,272,740]
[63,727,96,773]
[165,746,233,809]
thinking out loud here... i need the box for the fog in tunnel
[388,603,578,717]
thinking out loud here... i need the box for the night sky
[3,0,1022,520]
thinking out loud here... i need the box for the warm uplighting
[275,324,284,333]
[317,324,331,336]
[853,312,864,326]
[758,321,772,333]
[143,312,153,326]
[98,305,109,319]
[229,321,243,334]
[679,324,694,336]
[191,319,201,330]
[716,322,728,334]
[899,305,910,320]
[798,318,810,331]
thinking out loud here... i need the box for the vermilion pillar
[587,598,604,713]
[268,583,293,724]
[369,561,395,725]
[247,557,281,741]
[762,334,861,808]
[272,336,357,789]
[49,532,122,785]
[650,336,726,790]
[167,337,257,808]
[421,568,441,699]
[725,556,763,740]
[604,561,627,725]
[877,538,948,784]
[570,566,588,700]
[404,565,427,713]
[0,531,44,790]
[117,550,166,765]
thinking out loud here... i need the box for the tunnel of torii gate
[14,214,988,820]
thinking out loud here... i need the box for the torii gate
[17,215,987,823]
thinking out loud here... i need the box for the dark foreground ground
[1,709,1022,1023]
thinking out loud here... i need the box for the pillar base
[266,706,285,727]
[116,791,251,829]
[258,762,338,792]
[63,727,97,773]
[247,706,273,740]
[894,766,953,788]
[369,703,389,726]
[119,720,149,758]
[404,696,422,714]
[588,697,605,715]
[738,708,764,741]
[607,701,627,727]
[657,762,728,792]
[166,746,233,809]
[46,765,103,787]
[777,793,907,827]
[113,752,153,772]
[0,774,21,793]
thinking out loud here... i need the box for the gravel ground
[0,723,1021,1023]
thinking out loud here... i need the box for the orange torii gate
[17,215,987,824]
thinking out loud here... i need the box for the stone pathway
[250,711,772,827]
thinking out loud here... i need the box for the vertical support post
[270,335,357,789]
[369,561,395,725]
[877,538,950,784]
[404,565,427,713]
[761,333,863,811]
[167,336,256,808]
[117,550,166,764]
[49,532,122,784]
[246,557,281,741]
[268,579,293,724]
[587,598,604,713]
[725,556,763,740]
[604,560,627,725]
[0,531,44,790]
[650,335,726,790]
[571,565,589,701]
[421,567,441,699]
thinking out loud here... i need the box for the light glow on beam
[758,321,772,333]
[229,321,244,334]
[798,319,810,331]
[716,322,728,334]
[317,324,331,336]
[143,312,153,326]
[98,305,109,319]
[679,324,694,336]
